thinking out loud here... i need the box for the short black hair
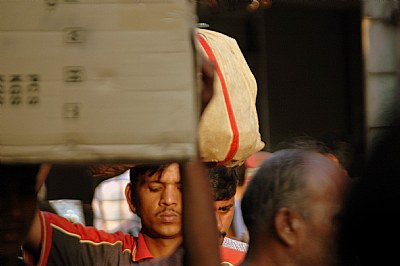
[236,164,246,187]
[207,165,238,201]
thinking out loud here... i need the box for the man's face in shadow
[0,165,39,262]
[214,196,235,245]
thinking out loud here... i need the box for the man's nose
[215,213,223,232]
[160,186,179,206]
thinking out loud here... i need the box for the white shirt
[92,170,141,235]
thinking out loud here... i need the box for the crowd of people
[1,112,393,266]
[2,140,369,266]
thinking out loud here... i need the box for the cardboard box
[0,0,199,163]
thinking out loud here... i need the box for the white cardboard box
[0,0,199,163]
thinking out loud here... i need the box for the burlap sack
[197,29,265,167]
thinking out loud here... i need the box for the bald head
[303,152,349,215]
[241,149,349,266]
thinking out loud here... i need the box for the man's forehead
[140,163,181,183]
[215,197,235,206]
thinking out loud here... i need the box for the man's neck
[241,242,294,266]
[142,234,182,258]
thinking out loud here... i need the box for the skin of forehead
[215,197,235,209]
[303,153,349,199]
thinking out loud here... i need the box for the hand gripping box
[0,0,199,163]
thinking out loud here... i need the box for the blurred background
[198,0,400,178]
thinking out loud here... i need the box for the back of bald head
[241,149,348,240]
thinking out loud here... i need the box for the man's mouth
[159,211,179,223]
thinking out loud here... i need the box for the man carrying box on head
[21,26,262,265]
[21,30,251,265]
[23,160,245,265]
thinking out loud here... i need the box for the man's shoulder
[222,237,249,252]
[42,211,134,244]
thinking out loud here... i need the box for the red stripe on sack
[197,33,239,163]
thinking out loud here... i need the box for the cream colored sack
[197,29,265,167]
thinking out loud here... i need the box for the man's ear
[274,207,303,246]
[125,183,138,215]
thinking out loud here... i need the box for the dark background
[198,0,364,177]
